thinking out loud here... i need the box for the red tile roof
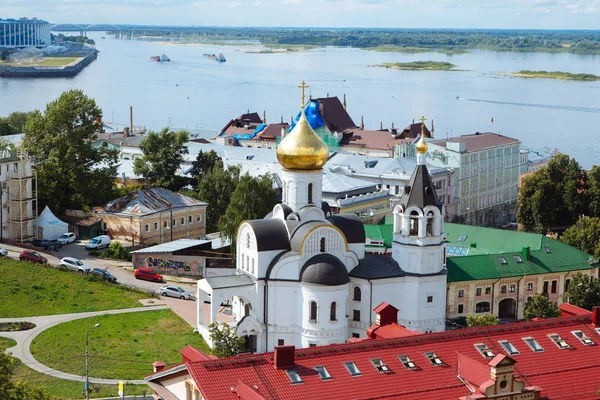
[340,128,412,151]
[180,345,211,363]
[177,314,600,400]
[559,303,593,317]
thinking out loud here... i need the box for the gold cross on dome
[420,115,427,135]
[298,81,309,109]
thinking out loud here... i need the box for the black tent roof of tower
[399,165,443,211]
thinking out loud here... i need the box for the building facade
[0,18,51,48]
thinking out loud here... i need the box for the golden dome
[277,111,329,170]
[415,117,428,155]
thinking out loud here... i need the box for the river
[1,32,599,169]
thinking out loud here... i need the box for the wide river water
[1,32,599,169]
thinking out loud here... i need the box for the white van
[85,235,111,250]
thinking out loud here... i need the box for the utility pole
[170,209,173,242]
[85,323,100,400]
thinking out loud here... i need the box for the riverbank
[376,61,457,70]
[0,51,97,78]
[365,46,469,55]
[498,70,600,81]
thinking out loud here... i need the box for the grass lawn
[1,56,80,67]
[10,357,150,399]
[31,309,210,380]
[0,259,147,317]
[0,337,17,348]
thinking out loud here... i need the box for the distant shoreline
[376,61,458,71]
[498,70,600,81]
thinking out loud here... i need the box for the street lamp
[85,323,100,400]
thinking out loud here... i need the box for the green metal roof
[363,222,597,282]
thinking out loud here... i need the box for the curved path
[0,305,168,385]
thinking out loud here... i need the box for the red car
[134,267,163,282]
[19,250,48,264]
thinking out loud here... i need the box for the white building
[196,98,447,353]
[0,18,51,48]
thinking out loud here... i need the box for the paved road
[0,306,168,384]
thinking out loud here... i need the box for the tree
[208,321,246,358]
[523,294,561,320]
[563,273,600,311]
[466,313,499,327]
[190,150,221,188]
[0,344,51,400]
[23,90,118,213]
[5,111,31,134]
[0,120,15,136]
[218,173,277,247]
[198,163,240,234]
[517,153,586,233]
[586,166,600,218]
[133,128,189,189]
[561,216,600,258]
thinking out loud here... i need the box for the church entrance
[498,298,516,319]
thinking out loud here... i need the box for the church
[197,84,448,353]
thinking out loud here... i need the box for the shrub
[105,241,132,261]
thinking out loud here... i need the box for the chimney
[153,361,166,373]
[280,115,283,123]
[374,302,399,327]
[593,306,599,327]
[431,120,434,137]
[274,345,295,370]
[392,122,395,130]
[360,116,364,130]
[380,121,383,130]
[263,110,267,124]
[343,94,347,110]
[123,126,130,137]
[522,246,530,260]
[129,106,133,134]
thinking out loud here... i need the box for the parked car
[85,235,111,250]
[0,248,8,257]
[43,240,61,252]
[134,267,163,282]
[59,257,91,274]
[159,285,191,300]
[57,232,76,245]
[31,239,50,248]
[19,250,47,264]
[90,268,117,282]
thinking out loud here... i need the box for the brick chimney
[152,361,166,373]
[374,302,399,327]
[273,345,295,370]
[593,306,599,327]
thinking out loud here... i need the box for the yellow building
[97,187,207,247]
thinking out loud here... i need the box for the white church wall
[281,169,323,211]
[389,275,446,333]
[392,240,446,275]
[267,282,302,350]
[348,278,372,338]
[300,283,349,347]
[348,243,365,260]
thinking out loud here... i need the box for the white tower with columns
[391,116,447,333]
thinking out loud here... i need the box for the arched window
[241,255,245,269]
[353,286,362,301]
[330,302,337,321]
[244,303,250,316]
[251,258,255,274]
[309,301,317,321]
[409,211,419,236]
[426,211,434,236]
[320,237,326,252]
[246,255,249,271]
[308,183,313,204]
[246,232,250,248]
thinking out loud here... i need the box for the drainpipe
[369,280,373,325]
[263,281,268,351]
[491,278,501,315]
[516,275,524,320]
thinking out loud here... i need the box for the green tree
[561,216,600,258]
[5,111,31,134]
[466,313,499,327]
[218,173,277,247]
[563,273,600,311]
[208,321,246,358]
[0,345,51,400]
[586,166,600,218]
[190,150,221,185]
[133,128,189,189]
[198,163,240,234]
[23,90,118,213]
[523,293,561,320]
[517,153,586,233]
[0,120,15,136]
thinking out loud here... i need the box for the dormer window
[474,343,495,359]
[523,337,544,352]
[398,355,417,370]
[371,358,391,373]
[424,352,443,366]
[499,340,520,355]
[549,334,570,349]
[572,330,595,345]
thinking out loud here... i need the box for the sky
[3,0,600,29]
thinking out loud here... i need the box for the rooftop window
[447,245,470,256]
[424,352,443,366]
[458,235,468,242]
[474,343,495,359]
[398,355,417,370]
[549,334,570,349]
[498,257,508,265]
[285,369,303,384]
[572,330,595,346]
[543,246,551,254]
[499,340,520,355]
[513,255,523,263]
[523,337,544,352]
[314,366,332,380]
[344,362,361,377]
[370,358,391,373]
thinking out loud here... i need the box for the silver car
[159,285,191,300]
[0,248,8,257]
[59,257,91,274]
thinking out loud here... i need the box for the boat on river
[203,53,226,62]
[151,54,170,63]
